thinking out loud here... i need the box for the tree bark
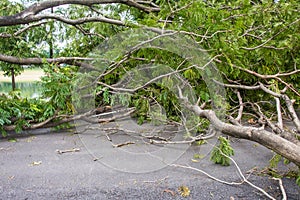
[11,68,15,91]
[186,103,300,166]
[0,53,92,65]
[0,0,159,26]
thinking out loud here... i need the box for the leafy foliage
[297,174,300,187]
[0,91,46,136]
[0,0,48,77]
[0,64,76,136]
[40,64,75,114]
[210,136,234,166]
[268,154,300,183]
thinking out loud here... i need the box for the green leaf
[296,175,300,187]
[269,154,282,168]
[8,138,17,143]
[210,136,234,166]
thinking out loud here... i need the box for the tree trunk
[49,7,54,59]
[11,67,15,90]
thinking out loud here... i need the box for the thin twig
[241,18,300,50]
[112,141,135,148]
[56,148,80,154]
[221,150,277,200]
[170,164,244,186]
[272,177,287,200]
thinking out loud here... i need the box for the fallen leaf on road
[178,186,190,197]
[8,138,17,143]
[26,136,36,143]
[191,159,199,163]
[252,143,258,147]
[29,161,42,166]
[193,153,205,159]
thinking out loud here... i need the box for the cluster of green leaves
[59,4,128,58]
[130,86,182,124]
[210,136,234,166]
[40,64,76,114]
[2,0,299,126]
[96,85,182,125]
[0,63,77,136]
[0,0,49,76]
[269,154,300,187]
[161,0,300,110]
[89,45,187,124]
[0,91,47,136]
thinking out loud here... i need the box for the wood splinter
[112,141,135,148]
[56,148,80,154]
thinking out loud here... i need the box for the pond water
[0,81,42,98]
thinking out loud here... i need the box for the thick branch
[178,88,300,166]
[33,14,125,26]
[0,53,92,66]
[0,0,160,26]
[191,105,300,166]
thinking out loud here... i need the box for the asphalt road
[0,126,299,200]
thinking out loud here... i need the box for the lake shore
[0,69,44,82]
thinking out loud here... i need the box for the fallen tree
[0,0,299,171]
